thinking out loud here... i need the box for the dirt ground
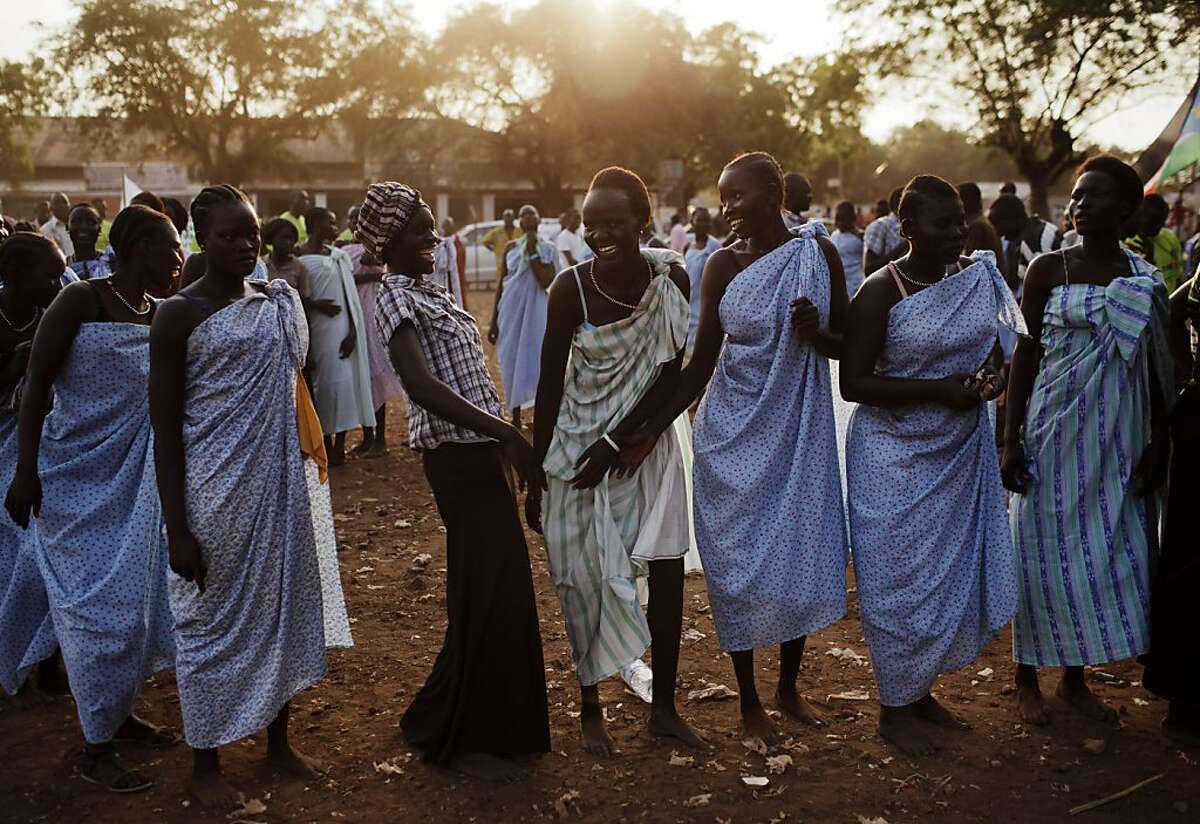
[1,289,1195,823]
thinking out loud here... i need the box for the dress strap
[886,262,910,299]
[573,267,590,325]
[177,290,217,314]
[1060,247,1070,285]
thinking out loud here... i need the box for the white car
[456,218,565,284]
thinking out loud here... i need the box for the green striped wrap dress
[543,250,691,687]
[1011,250,1173,667]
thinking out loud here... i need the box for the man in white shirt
[555,209,586,269]
[40,191,74,258]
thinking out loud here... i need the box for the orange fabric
[295,374,328,484]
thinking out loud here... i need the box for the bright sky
[1,0,1190,151]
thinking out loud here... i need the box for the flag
[1137,75,1200,193]
[121,175,143,209]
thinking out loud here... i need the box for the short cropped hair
[1075,154,1143,212]
[898,175,960,222]
[724,152,785,207]
[589,166,653,226]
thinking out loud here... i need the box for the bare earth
[1,290,1195,823]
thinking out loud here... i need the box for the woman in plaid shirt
[359,182,550,782]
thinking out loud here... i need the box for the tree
[840,0,1200,216]
[430,1,835,214]
[430,0,699,213]
[769,50,873,201]
[54,0,424,186]
[0,59,48,185]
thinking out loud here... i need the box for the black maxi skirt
[401,441,551,762]
[1142,409,1200,707]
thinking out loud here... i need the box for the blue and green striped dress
[1011,250,1172,667]
[542,250,690,687]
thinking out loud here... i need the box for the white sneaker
[619,659,653,703]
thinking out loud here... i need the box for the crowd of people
[0,145,1196,807]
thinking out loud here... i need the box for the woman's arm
[1000,254,1056,492]
[387,323,542,490]
[532,275,580,468]
[0,342,31,391]
[613,249,737,467]
[339,272,358,358]
[149,298,208,590]
[1134,355,1170,494]
[838,274,977,409]
[530,238,557,290]
[352,270,383,286]
[793,236,848,359]
[488,244,511,344]
[5,285,93,526]
[1167,276,1195,386]
[571,265,690,487]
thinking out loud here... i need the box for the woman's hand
[487,321,499,345]
[339,332,357,359]
[570,439,617,489]
[613,429,657,477]
[1133,439,1169,496]
[524,487,543,535]
[1001,443,1031,493]
[790,297,820,341]
[501,426,545,493]
[968,365,1006,402]
[4,467,41,529]
[935,375,982,410]
[312,298,342,317]
[168,528,208,593]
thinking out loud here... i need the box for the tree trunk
[1027,174,1051,222]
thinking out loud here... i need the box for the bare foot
[879,706,940,756]
[448,752,526,782]
[580,708,618,757]
[1056,678,1117,722]
[913,694,970,730]
[775,689,823,726]
[1016,679,1050,725]
[266,743,326,779]
[188,772,243,809]
[648,706,708,749]
[365,441,389,459]
[114,715,182,749]
[79,748,154,793]
[741,705,780,746]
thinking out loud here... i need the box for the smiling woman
[360,181,551,782]
[609,151,850,746]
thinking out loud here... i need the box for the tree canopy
[840,0,1200,216]
[53,0,425,185]
[0,58,48,184]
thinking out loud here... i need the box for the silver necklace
[589,257,650,311]
[889,261,942,288]
[0,302,39,332]
[107,278,151,315]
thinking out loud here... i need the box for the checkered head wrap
[356,182,422,259]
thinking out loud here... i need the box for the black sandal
[79,748,154,794]
[113,717,182,750]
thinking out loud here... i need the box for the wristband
[602,434,619,451]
